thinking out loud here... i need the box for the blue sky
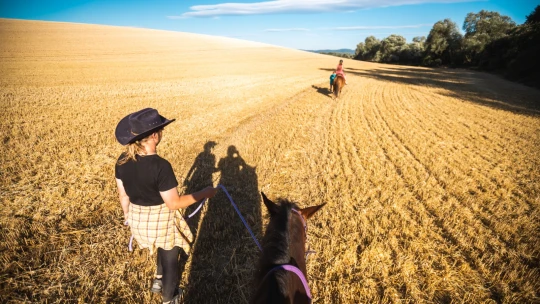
[0,0,537,50]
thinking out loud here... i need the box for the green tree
[463,10,516,38]
[425,19,463,66]
[504,5,540,86]
[412,36,426,44]
[363,36,381,61]
[462,10,516,64]
[354,42,365,60]
[404,36,426,65]
[379,34,407,63]
[525,5,540,25]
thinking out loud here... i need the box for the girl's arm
[160,186,218,210]
[116,178,130,221]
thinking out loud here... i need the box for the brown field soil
[1,19,539,303]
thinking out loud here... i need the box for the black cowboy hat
[115,108,175,145]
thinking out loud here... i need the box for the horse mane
[260,200,296,267]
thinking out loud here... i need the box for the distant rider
[336,59,348,85]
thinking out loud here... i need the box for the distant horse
[251,193,325,304]
[332,75,345,99]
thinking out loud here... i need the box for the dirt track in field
[1,19,539,303]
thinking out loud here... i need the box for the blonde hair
[117,137,150,165]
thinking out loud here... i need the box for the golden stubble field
[1,18,539,303]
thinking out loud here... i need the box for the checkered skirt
[128,203,193,255]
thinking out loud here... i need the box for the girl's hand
[204,186,219,198]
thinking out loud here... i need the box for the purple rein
[187,184,262,251]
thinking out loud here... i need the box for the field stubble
[1,19,539,303]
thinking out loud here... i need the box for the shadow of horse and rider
[182,142,262,303]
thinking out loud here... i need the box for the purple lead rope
[187,198,207,218]
[185,184,262,251]
[217,184,263,252]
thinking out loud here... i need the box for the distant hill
[305,49,356,55]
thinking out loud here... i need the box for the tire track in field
[358,80,490,301]
[391,78,539,299]
[414,87,539,146]
[379,85,538,252]
[396,86,518,175]
[367,81,500,289]
[338,80,410,302]
[354,81,464,301]
[404,85,536,157]
[311,79,423,302]
[357,84,463,301]
[378,87,529,237]
[367,81,537,301]
[374,83,509,249]
[384,83,537,220]
[333,84,371,209]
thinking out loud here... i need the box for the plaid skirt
[128,203,193,255]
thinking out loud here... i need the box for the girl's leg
[157,246,180,302]
[156,253,163,278]
[151,254,164,293]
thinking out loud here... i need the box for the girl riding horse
[336,59,348,85]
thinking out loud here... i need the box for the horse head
[252,192,325,304]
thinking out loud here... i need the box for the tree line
[319,52,354,59]
[353,5,540,88]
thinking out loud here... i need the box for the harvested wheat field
[1,18,539,303]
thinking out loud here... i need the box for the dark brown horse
[251,193,325,304]
[332,75,345,99]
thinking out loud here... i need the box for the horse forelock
[261,201,293,265]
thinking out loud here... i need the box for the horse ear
[300,203,326,220]
[261,192,279,216]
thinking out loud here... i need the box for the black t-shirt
[115,154,178,206]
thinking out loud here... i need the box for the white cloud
[176,0,476,18]
[331,24,433,30]
[264,28,310,32]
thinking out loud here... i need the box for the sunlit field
[1,19,539,303]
